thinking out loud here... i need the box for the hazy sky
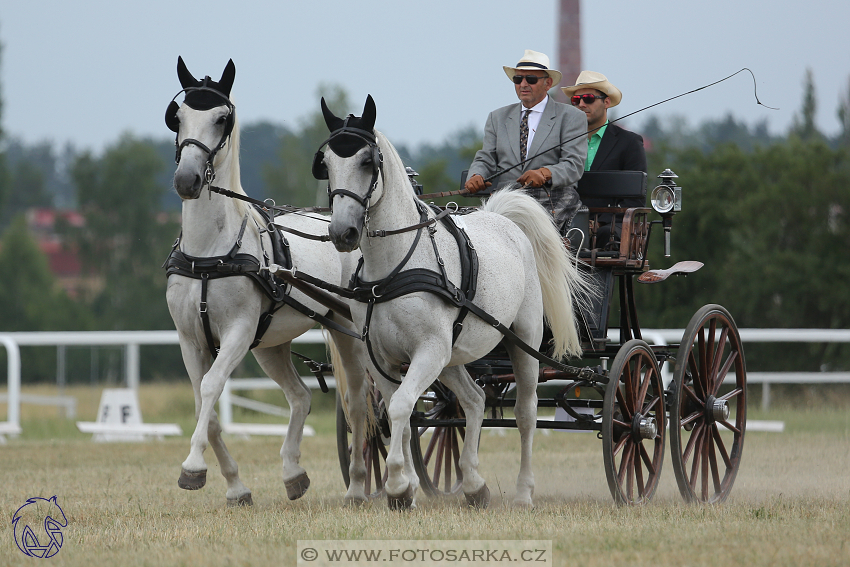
[2,1,849,154]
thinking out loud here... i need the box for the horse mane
[220,100,264,224]
[373,130,409,185]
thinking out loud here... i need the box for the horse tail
[481,187,595,359]
[325,330,378,437]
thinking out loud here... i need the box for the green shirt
[585,121,608,171]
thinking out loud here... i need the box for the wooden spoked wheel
[411,382,465,497]
[602,339,666,505]
[670,304,747,504]
[336,387,389,499]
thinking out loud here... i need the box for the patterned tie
[520,109,531,162]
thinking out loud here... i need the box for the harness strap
[199,273,218,357]
[164,209,360,360]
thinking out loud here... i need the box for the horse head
[314,95,382,252]
[166,56,236,200]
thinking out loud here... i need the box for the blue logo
[12,496,68,558]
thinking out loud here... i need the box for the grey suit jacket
[467,96,587,191]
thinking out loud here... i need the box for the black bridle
[313,122,384,215]
[165,85,235,190]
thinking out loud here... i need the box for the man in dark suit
[562,71,647,242]
[562,70,647,188]
[465,49,586,233]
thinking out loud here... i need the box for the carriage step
[637,261,703,284]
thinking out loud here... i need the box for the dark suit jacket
[588,123,647,208]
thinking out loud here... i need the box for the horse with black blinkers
[163,57,370,507]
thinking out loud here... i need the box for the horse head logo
[12,496,68,558]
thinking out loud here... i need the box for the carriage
[165,59,745,509]
[334,166,747,507]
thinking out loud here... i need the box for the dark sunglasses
[512,74,548,85]
[571,94,606,106]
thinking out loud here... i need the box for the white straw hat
[503,49,562,86]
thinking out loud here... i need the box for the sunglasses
[512,74,548,85]
[571,94,606,106]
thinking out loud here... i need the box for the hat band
[516,61,547,70]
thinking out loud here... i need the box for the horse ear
[361,94,376,132]
[218,59,236,97]
[321,97,343,131]
[177,56,197,89]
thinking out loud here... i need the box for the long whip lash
[213,70,776,216]
[418,68,777,200]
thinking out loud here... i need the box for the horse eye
[216,116,227,125]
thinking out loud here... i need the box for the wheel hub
[632,412,657,440]
[705,395,729,423]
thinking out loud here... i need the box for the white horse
[318,95,593,509]
[164,57,369,506]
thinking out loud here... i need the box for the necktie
[520,109,531,162]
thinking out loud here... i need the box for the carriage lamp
[651,169,681,257]
[650,169,681,214]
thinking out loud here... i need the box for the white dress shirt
[521,96,549,159]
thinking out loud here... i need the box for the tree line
[0,68,849,382]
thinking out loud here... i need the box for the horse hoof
[178,469,207,490]
[513,498,534,510]
[387,485,416,511]
[227,493,253,507]
[344,495,368,508]
[465,484,491,509]
[285,472,311,500]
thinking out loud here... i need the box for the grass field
[1,382,849,566]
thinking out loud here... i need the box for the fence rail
[2,328,849,436]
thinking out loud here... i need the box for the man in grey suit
[465,49,587,233]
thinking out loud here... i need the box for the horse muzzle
[328,219,364,253]
[173,164,204,200]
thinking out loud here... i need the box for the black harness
[163,204,359,359]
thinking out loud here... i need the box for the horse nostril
[342,227,359,246]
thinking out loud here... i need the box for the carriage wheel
[336,386,389,499]
[670,304,746,504]
[602,339,666,505]
[410,382,465,497]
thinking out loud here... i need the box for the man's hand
[517,167,552,188]
[464,174,492,194]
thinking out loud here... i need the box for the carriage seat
[576,170,647,209]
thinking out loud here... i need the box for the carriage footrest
[637,261,703,284]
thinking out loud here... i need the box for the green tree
[791,68,822,141]
[0,216,90,332]
[68,136,177,330]
[638,137,850,371]
[838,75,850,147]
[0,30,10,228]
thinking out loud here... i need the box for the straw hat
[503,49,562,86]
[561,70,622,107]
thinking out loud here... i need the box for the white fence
[2,328,849,437]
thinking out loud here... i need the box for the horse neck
[179,152,254,257]
[358,150,426,279]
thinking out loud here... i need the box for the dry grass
[1,383,849,566]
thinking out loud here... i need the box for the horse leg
[504,346,540,508]
[327,328,371,505]
[438,366,489,508]
[252,343,313,501]
[382,353,445,510]
[176,342,211,490]
[180,332,254,505]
